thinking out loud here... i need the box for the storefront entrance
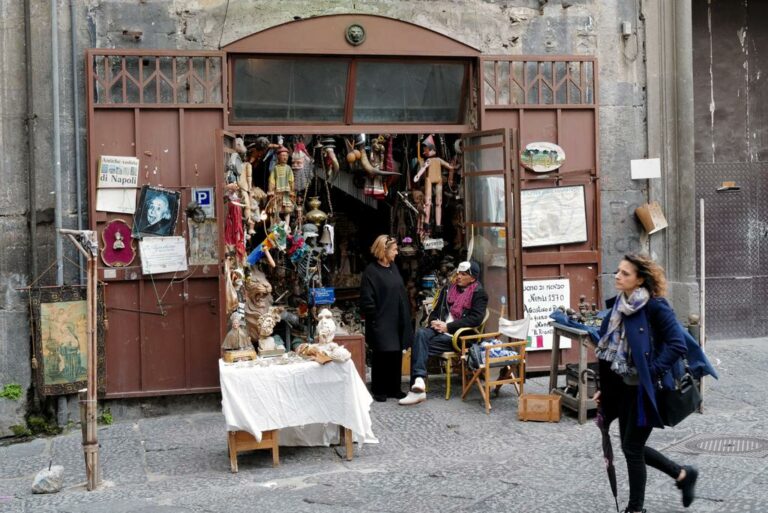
[86,14,599,397]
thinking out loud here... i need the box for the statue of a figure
[244,269,274,341]
[255,307,285,353]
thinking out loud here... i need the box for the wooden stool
[228,429,279,472]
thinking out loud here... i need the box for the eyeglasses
[385,236,397,246]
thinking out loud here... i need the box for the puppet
[267,146,295,218]
[413,135,454,229]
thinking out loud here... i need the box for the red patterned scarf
[447,281,478,321]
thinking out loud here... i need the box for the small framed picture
[132,186,180,238]
[30,286,105,396]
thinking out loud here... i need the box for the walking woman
[594,253,699,512]
[360,235,412,402]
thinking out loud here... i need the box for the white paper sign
[630,158,661,180]
[521,186,587,248]
[98,156,139,188]
[139,236,188,275]
[523,278,571,351]
[96,188,137,214]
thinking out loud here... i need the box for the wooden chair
[438,308,490,400]
[460,331,527,414]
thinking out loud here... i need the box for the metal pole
[699,197,706,406]
[52,0,69,427]
[52,0,63,285]
[70,0,85,285]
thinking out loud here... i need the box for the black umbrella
[596,407,620,512]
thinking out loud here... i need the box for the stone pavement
[1,337,767,513]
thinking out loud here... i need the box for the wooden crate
[518,394,561,422]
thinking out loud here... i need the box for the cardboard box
[635,201,668,235]
[518,394,561,422]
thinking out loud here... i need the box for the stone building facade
[0,0,695,434]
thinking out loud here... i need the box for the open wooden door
[462,129,523,331]
[213,129,240,342]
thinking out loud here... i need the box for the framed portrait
[30,286,105,396]
[132,185,180,238]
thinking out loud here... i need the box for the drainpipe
[71,0,84,284]
[52,0,68,426]
[24,1,37,282]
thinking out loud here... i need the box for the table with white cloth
[219,358,377,471]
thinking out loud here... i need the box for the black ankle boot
[676,465,698,507]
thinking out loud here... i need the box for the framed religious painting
[30,285,105,396]
[132,185,180,238]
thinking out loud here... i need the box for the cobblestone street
[1,336,767,513]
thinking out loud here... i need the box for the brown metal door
[478,56,601,371]
[462,129,523,330]
[86,50,226,397]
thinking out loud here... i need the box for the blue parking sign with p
[192,187,215,218]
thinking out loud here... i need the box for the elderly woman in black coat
[359,235,413,402]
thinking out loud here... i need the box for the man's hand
[593,390,601,406]
[430,320,448,333]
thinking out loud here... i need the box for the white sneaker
[398,391,426,406]
[411,377,426,393]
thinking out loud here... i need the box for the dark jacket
[598,295,687,428]
[428,282,489,334]
[360,262,413,352]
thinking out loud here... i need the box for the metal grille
[669,435,768,457]
[695,162,767,339]
[89,51,224,106]
[481,57,595,107]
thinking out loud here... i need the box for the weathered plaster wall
[693,0,768,163]
[1,0,651,430]
[0,0,32,434]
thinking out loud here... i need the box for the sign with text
[523,278,571,351]
[139,236,188,275]
[97,156,139,188]
[311,287,335,305]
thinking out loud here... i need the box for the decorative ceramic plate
[520,142,566,173]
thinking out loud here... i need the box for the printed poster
[523,278,572,351]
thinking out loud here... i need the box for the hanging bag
[656,362,702,427]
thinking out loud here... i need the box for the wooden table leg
[549,331,561,393]
[341,426,353,461]
[228,431,239,473]
[577,335,588,424]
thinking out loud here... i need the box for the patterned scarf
[447,281,478,321]
[595,287,650,377]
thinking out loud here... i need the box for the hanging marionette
[413,134,454,230]
[291,136,313,194]
[267,146,295,220]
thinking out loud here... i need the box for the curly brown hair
[623,253,667,297]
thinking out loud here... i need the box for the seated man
[399,260,489,405]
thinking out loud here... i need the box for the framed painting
[132,185,180,238]
[30,286,105,396]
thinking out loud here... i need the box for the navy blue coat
[599,296,687,428]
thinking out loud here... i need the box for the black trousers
[599,359,682,511]
[370,350,403,397]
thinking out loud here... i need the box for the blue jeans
[410,327,454,384]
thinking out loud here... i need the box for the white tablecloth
[219,359,377,445]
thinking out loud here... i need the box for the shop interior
[221,132,471,359]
